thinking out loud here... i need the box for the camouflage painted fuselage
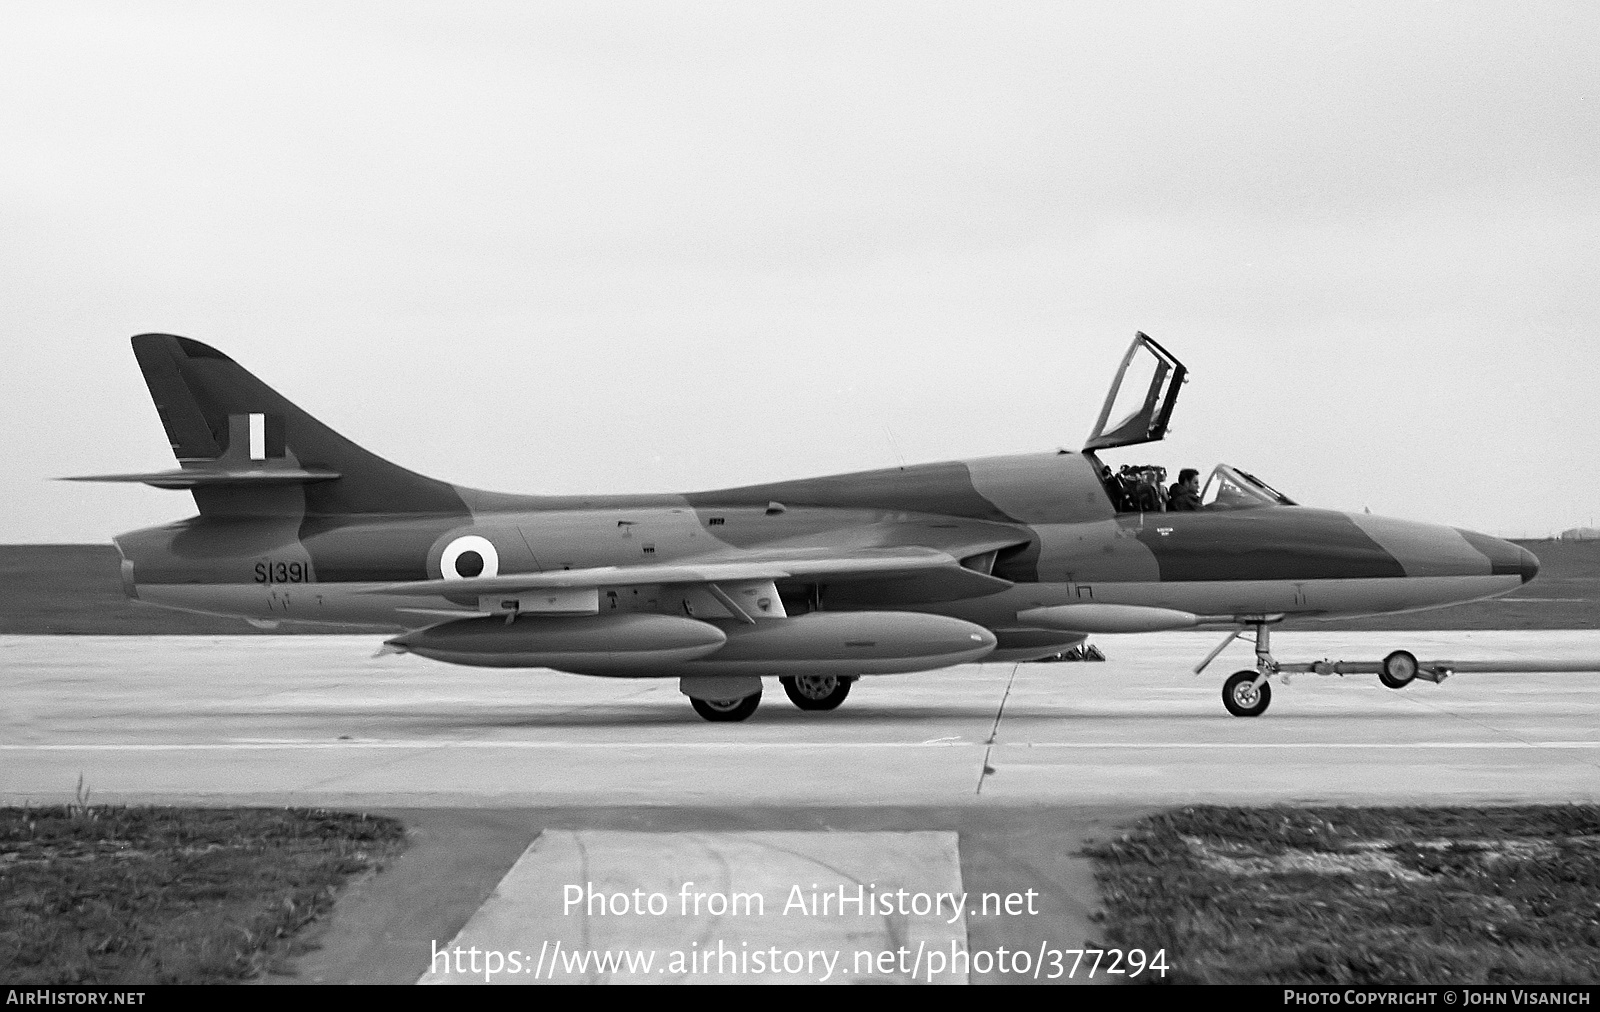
[116,449,1535,657]
[93,333,1536,677]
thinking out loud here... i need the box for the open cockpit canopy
[1082,332,1186,452]
[1080,333,1298,513]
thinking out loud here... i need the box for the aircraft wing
[357,545,1012,597]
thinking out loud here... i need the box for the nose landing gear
[1193,623,1491,716]
[1195,619,1296,716]
[1196,620,1600,715]
[1222,670,1272,717]
[1206,621,1282,716]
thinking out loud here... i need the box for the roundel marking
[441,535,500,581]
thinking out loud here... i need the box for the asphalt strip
[7,740,1600,750]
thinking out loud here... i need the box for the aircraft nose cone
[1518,546,1540,584]
[1453,528,1537,582]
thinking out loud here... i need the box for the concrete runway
[4,631,1599,808]
[7,630,1597,983]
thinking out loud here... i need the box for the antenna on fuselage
[880,423,907,471]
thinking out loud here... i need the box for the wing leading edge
[358,545,1014,597]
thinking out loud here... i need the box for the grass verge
[0,804,406,984]
[1086,805,1600,984]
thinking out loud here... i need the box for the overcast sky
[3,1,1596,542]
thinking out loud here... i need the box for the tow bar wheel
[1380,650,1418,689]
[1222,670,1271,717]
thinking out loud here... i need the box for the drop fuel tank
[391,610,997,679]
[665,611,997,678]
[387,613,727,673]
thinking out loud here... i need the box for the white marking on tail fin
[248,413,266,460]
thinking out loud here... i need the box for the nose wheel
[1222,670,1271,716]
[1196,621,1282,716]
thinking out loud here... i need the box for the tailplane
[66,334,466,518]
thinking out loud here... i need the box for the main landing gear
[780,674,853,711]
[683,675,859,722]
[689,689,763,722]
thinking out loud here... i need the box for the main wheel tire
[1222,670,1271,717]
[780,674,852,711]
[1379,650,1418,689]
[690,689,762,722]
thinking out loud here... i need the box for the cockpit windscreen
[1201,464,1297,510]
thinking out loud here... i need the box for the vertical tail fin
[128,334,467,518]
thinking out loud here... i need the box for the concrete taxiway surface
[271,805,1130,985]
[4,630,1598,807]
[419,829,972,984]
[6,630,1598,984]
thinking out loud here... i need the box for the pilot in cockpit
[1168,468,1201,511]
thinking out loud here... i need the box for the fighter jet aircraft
[71,333,1538,720]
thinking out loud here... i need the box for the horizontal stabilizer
[60,467,341,489]
[1017,603,1200,633]
[358,547,996,597]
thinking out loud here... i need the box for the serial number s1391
[255,561,311,584]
